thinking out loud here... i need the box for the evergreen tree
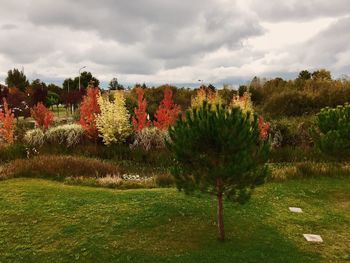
[167,103,270,240]
[5,68,29,92]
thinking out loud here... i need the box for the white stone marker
[289,207,303,213]
[303,234,323,243]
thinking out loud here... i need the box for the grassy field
[0,177,349,262]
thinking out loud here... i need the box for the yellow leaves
[95,91,131,145]
[191,88,222,111]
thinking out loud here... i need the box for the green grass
[0,177,349,262]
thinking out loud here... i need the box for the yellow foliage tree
[191,88,222,110]
[95,91,131,145]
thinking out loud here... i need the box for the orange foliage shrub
[0,99,15,144]
[154,87,180,130]
[132,88,150,131]
[31,102,54,131]
[80,87,100,139]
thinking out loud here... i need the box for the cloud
[0,0,349,87]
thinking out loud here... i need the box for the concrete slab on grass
[303,234,323,243]
[289,207,303,213]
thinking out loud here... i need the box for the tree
[297,70,311,80]
[6,87,30,118]
[312,69,332,81]
[27,79,48,107]
[132,88,150,131]
[31,102,54,131]
[5,68,29,92]
[46,91,60,109]
[0,98,15,144]
[167,103,270,240]
[75,72,99,90]
[109,77,124,90]
[79,86,100,140]
[95,91,131,145]
[154,87,180,130]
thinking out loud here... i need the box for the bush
[45,124,85,147]
[0,143,27,163]
[24,128,45,147]
[311,104,350,157]
[130,127,169,151]
[155,173,175,187]
[263,90,314,117]
[0,155,119,180]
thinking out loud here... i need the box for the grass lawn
[0,177,349,262]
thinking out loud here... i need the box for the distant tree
[74,71,99,90]
[238,85,247,96]
[132,88,151,131]
[46,91,60,109]
[297,70,312,80]
[7,87,30,118]
[109,77,124,90]
[27,79,48,107]
[154,87,180,130]
[167,103,270,240]
[30,102,54,131]
[5,68,29,92]
[312,69,332,81]
[62,78,75,91]
[79,86,100,140]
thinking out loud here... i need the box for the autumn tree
[0,98,15,144]
[31,102,54,131]
[95,91,131,145]
[79,86,101,140]
[132,88,150,131]
[167,103,270,241]
[154,87,180,130]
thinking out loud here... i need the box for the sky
[0,0,349,88]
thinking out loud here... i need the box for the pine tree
[132,88,150,131]
[96,91,131,145]
[154,87,180,130]
[167,103,270,241]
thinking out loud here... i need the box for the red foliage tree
[79,87,100,139]
[0,98,15,144]
[132,88,150,131]
[31,102,54,131]
[154,87,180,130]
[258,116,270,141]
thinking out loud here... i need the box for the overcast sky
[0,0,349,88]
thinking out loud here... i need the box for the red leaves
[31,102,54,131]
[154,87,180,130]
[79,87,100,139]
[0,98,15,144]
[132,88,150,131]
[258,116,270,141]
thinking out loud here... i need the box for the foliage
[96,91,132,145]
[79,87,100,140]
[132,88,151,131]
[1,155,119,180]
[0,143,27,163]
[45,124,85,147]
[63,71,100,91]
[5,68,29,92]
[231,91,254,115]
[263,90,314,117]
[191,88,222,110]
[167,103,270,240]
[109,77,124,90]
[311,104,350,157]
[154,87,180,130]
[24,128,45,147]
[31,102,54,131]
[130,127,169,151]
[0,99,15,144]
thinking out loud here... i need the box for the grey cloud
[249,0,350,21]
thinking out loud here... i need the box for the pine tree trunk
[217,178,225,241]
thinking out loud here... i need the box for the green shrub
[0,144,27,163]
[0,155,119,180]
[45,124,85,147]
[311,104,350,157]
[24,129,45,147]
[155,173,175,187]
